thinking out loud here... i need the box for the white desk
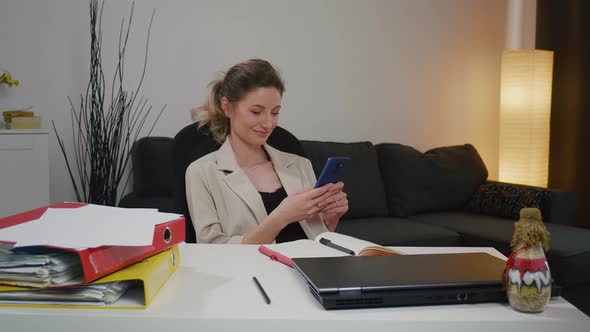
[0,244,588,332]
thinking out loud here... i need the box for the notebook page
[313,232,379,255]
[262,239,349,258]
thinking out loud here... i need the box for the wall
[0,0,514,205]
[505,0,537,50]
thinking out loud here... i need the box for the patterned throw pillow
[465,183,549,220]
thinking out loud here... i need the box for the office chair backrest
[171,123,306,243]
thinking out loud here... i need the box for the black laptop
[292,253,508,310]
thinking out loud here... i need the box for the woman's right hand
[269,183,337,226]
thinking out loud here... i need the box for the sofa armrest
[485,180,576,225]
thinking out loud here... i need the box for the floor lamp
[498,49,554,187]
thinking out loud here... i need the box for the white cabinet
[0,129,50,218]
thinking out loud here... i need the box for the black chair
[119,137,177,213]
[172,123,307,243]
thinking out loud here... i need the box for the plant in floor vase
[53,0,165,206]
[505,208,552,313]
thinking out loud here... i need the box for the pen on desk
[319,237,355,255]
[253,276,271,304]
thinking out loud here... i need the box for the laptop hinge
[338,287,362,295]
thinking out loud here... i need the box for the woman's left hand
[318,182,349,232]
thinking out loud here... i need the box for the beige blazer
[185,139,328,244]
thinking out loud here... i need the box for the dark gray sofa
[119,135,590,315]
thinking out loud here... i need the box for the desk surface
[0,244,588,332]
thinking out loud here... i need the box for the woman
[186,59,349,244]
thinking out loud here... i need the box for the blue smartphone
[313,157,351,188]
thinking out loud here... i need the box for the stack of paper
[0,250,82,287]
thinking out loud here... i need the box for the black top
[259,187,307,243]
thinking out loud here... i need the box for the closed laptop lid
[292,253,506,294]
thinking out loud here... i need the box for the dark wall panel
[537,0,590,228]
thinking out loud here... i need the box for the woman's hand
[244,184,340,245]
[319,182,349,232]
[269,183,339,226]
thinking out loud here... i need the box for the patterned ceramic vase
[505,242,551,313]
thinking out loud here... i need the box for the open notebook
[259,232,405,268]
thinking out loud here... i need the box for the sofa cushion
[377,143,488,217]
[411,211,590,287]
[465,182,550,220]
[335,217,461,247]
[302,141,389,218]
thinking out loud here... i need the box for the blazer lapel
[216,140,268,224]
[215,140,327,238]
[264,144,300,195]
[266,144,329,238]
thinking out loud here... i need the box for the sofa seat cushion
[376,143,488,217]
[335,217,461,247]
[302,141,389,218]
[412,211,590,287]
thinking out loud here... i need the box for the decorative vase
[506,242,551,312]
[505,208,551,313]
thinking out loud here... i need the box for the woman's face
[224,87,282,147]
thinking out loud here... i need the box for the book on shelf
[0,245,180,309]
[259,232,405,268]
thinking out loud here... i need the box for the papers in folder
[0,281,132,306]
[0,246,180,309]
[0,245,180,309]
[0,203,184,287]
[0,204,182,248]
[0,250,83,287]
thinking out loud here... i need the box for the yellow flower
[0,70,20,88]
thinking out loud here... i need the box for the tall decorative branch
[53,0,165,206]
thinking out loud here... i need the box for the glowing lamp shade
[499,50,554,187]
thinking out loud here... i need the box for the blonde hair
[193,59,285,144]
[193,78,228,143]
